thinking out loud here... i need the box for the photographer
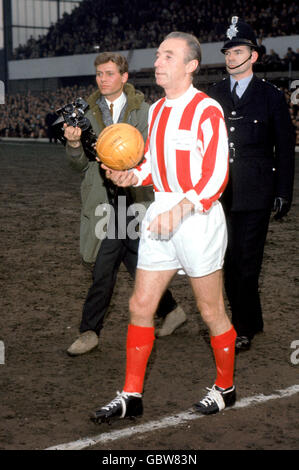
[64,52,186,356]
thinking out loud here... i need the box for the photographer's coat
[66,82,151,264]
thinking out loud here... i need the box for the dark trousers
[80,224,177,337]
[224,209,271,339]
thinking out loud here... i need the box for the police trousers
[223,208,271,339]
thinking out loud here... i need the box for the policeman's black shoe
[90,391,143,424]
[193,384,236,415]
[235,335,251,353]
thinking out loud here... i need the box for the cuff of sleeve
[131,169,143,187]
[66,142,83,157]
[185,189,203,212]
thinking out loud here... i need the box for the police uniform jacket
[208,75,295,212]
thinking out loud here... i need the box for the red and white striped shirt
[133,85,229,212]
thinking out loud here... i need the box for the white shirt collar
[165,84,196,106]
[105,92,126,123]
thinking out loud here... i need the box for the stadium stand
[1,84,298,145]
[12,0,298,60]
[1,0,298,144]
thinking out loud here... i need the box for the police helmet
[221,16,257,53]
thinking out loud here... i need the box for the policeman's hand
[273,197,291,220]
[100,163,138,187]
[63,123,82,148]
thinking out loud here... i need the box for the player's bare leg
[129,268,178,327]
[189,269,231,336]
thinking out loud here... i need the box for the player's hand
[63,123,82,146]
[148,199,195,239]
[100,164,138,187]
[148,210,175,239]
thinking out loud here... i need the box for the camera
[52,97,97,161]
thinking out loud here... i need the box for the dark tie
[231,82,239,106]
[109,103,114,119]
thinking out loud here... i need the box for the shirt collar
[105,92,126,110]
[230,74,253,97]
[165,84,195,106]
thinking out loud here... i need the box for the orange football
[96,123,144,170]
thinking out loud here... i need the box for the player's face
[96,61,128,101]
[154,38,196,97]
[224,45,258,79]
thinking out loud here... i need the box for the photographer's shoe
[90,391,143,424]
[235,335,251,353]
[67,330,99,356]
[156,306,187,337]
[193,384,236,415]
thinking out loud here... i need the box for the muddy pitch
[0,141,298,451]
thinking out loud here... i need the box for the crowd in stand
[2,0,298,144]
[255,42,299,72]
[0,85,94,140]
[1,83,298,146]
[13,0,298,60]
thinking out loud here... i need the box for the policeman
[209,17,295,352]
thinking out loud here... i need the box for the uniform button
[230,127,235,132]
[231,111,236,115]
[254,120,258,123]
[229,142,234,148]
[229,158,234,163]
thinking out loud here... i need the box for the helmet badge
[226,16,239,40]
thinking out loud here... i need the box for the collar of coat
[86,82,145,128]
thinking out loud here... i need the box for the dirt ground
[0,141,298,452]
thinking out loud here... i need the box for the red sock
[123,324,155,394]
[210,326,237,390]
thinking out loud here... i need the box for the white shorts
[137,193,227,277]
